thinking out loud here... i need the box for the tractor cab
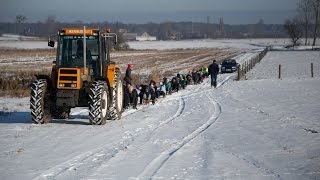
[55,28,104,77]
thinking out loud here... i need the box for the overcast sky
[0,0,299,24]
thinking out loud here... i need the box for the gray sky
[0,0,299,24]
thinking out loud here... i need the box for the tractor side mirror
[48,40,55,47]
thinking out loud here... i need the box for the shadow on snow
[0,111,91,125]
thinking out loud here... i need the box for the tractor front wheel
[89,81,109,125]
[30,79,51,124]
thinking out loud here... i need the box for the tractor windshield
[58,35,99,68]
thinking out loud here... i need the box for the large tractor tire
[108,69,124,120]
[30,79,51,124]
[89,81,109,125]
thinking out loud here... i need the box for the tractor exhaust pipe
[83,26,87,74]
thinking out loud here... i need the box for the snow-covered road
[0,49,319,180]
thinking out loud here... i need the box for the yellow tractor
[30,27,124,125]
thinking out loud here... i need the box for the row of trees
[12,15,56,36]
[284,0,320,46]
[1,18,286,40]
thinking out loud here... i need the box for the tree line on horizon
[0,16,286,40]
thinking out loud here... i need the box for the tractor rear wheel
[108,69,124,120]
[89,81,109,125]
[30,79,51,124]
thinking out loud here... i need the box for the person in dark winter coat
[186,71,193,85]
[123,84,130,109]
[148,83,156,104]
[139,84,149,105]
[124,64,133,85]
[139,84,156,105]
[171,76,179,93]
[127,83,138,109]
[208,60,220,88]
[192,69,199,84]
[149,80,158,98]
[123,82,138,109]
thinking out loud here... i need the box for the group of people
[123,60,220,110]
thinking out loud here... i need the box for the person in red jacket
[124,64,133,85]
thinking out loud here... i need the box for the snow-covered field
[0,33,314,50]
[247,51,320,79]
[0,34,48,49]
[0,40,320,179]
[128,38,292,50]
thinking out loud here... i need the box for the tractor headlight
[70,84,77,88]
[59,83,65,87]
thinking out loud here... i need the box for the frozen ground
[0,34,47,49]
[128,38,292,50]
[0,35,314,50]
[246,51,320,79]
[0,40,319,180]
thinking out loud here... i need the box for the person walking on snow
[208,60,220,88]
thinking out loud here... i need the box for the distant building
[136,32,157,41]
[123,33,137,41]
[119,29,137,41]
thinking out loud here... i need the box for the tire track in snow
[157,98,185,128]
[33,60,236,179]
[137,94,221,179]
[33,98,186,180]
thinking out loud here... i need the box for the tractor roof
[61,28,99,36]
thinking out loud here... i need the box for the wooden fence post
[279,64,281,79]
[311,63,314,78]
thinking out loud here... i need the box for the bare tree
[311,0,320,45]
[218,17,225,37]
[159,22,173,40]
[15,15,27,23]
[255,18,265,36]
[46,15,56,35]
[15,15,27,34]
[298,0,312,45]
[284,17,303,46]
